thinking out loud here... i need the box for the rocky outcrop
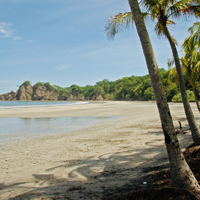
[94,94,104,100]
[0,82,60,101]
[84,94,104,101]
[66,94,85,101]
[32,83,59,101]
[0,91,16,101]
[0,81,106,101]
[15,84,33,101]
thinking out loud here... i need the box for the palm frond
[189,21,200,32]
[154,21,164,36]
[167,0,200,19]
[167,58,175,69]
[105,12,134,40]
[183,22,200,51]
[168,66,178,84]
[167,1,183,18]
[154,20,177,44]
[181,56,191,76]
[140,0,159,11]
[180,44,200,88]
[194,60,200,73]
[183,37,195,51]
[104,12,150,40]
[193,51,200,73]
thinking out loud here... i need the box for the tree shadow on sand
[2,125,193,200]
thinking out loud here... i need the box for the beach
[0,101,199,200]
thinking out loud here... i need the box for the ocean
[0,101,112,144]
[0,100,88,109]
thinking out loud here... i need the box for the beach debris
[175,121,187,134]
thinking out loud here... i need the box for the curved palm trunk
[193,87,200,112]
[162,25,200,145]
[128,0,200,192]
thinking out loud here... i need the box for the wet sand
[0,101,198,199]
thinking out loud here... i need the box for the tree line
[44,68,195,102]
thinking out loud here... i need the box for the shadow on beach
[1,124,193,200]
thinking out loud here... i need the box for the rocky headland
[0,81,104,101]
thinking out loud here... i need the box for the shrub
[166,84,179,102]
[172,90,195,102]
[44,82,59,92]
[35,82,44,86]
[22,80,31,86]
[144,87,155,100]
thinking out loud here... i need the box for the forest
[49,68,196,102]
[2,67,196,102]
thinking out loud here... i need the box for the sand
[0,101,199,200]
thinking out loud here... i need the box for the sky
[0,0,198,94]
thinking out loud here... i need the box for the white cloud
[0,22,13,38]
[13,36,22,41]
[0,22,22,41]
[56,64,70,70]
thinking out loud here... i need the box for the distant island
[0,68,195,102]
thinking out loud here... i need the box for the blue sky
[0,0,198,94]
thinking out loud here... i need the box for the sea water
[0,100,87,109]
[0,101,112,144]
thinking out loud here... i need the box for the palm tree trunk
[128,0,200,192]
[162,25,200,145]
[193,87,200,112]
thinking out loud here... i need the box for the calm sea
[0,100,88,109]
[0,101,113,144]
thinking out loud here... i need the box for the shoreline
[0,101,156,118]
[0,100,89,110]
[0,101,199,199]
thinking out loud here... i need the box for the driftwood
[175,121,187,134]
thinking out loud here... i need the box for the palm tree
[168,49,200,112]
[183,22,200,111]
[181,52,200,111]
[168,22,200,111]
[183,22,200,50]
[127,0,200,193]
[105,0,200,145]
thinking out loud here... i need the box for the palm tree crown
[183,21,200,53]
[105,0,200,41]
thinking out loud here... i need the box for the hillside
[0,69,195,102]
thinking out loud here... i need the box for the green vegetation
[53,85,71,99]
[168,22,200,110]
[172,90,195,102]
[35,82,45,86]
[44,82,59,92]
[22,80,31,86]
[24,68,198,102]
[34,82,59,92]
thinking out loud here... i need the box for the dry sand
[0,101,199,200]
